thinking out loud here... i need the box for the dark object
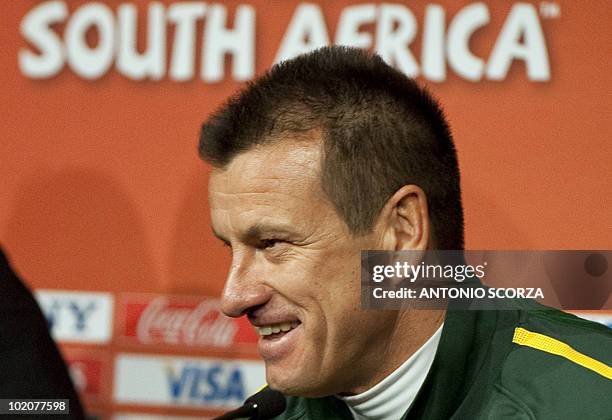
[213,386,287,420]
[584,252,608,277]
[0,246,85,419]
[545,251,612,310]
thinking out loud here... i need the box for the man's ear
[377,185,430,251]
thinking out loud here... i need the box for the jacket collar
[405,303,517,419]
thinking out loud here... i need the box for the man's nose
[221,254,271,318]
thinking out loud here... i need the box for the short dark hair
[199,46,464,250]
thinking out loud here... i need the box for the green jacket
[273,300,612,419]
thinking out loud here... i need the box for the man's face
[208,138,395,396]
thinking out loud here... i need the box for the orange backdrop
[1,1,611,417]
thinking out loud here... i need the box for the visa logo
[113,354,264,408]
[167,364,245,404]
[35,290,113,343]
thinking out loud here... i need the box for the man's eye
[260,239,282,249]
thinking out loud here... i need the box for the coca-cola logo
[123,296,257,348]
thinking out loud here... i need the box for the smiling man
[200,47,612,419]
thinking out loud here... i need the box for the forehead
[208,138,325,214]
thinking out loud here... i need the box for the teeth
[256,321,300,337]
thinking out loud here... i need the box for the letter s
[19,1,67,78]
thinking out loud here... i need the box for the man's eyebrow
[244,222,297,239]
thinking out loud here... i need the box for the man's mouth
[256,321,301,338]
[252,318,303,360]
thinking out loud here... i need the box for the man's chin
[265,364,298,393]
[266,366,330,398]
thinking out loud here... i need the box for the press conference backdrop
[1,1,611,418]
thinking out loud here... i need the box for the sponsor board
[120,295,257,348]
[572,312,612,329]
[35,290,114,343]
[113,353,265,410]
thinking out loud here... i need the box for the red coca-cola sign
[122,295,258,347]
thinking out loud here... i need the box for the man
[200,47,611,419]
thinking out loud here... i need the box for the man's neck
[341,308,446,395]
[337,322,444,420]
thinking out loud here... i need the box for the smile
[256,321,301,337]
